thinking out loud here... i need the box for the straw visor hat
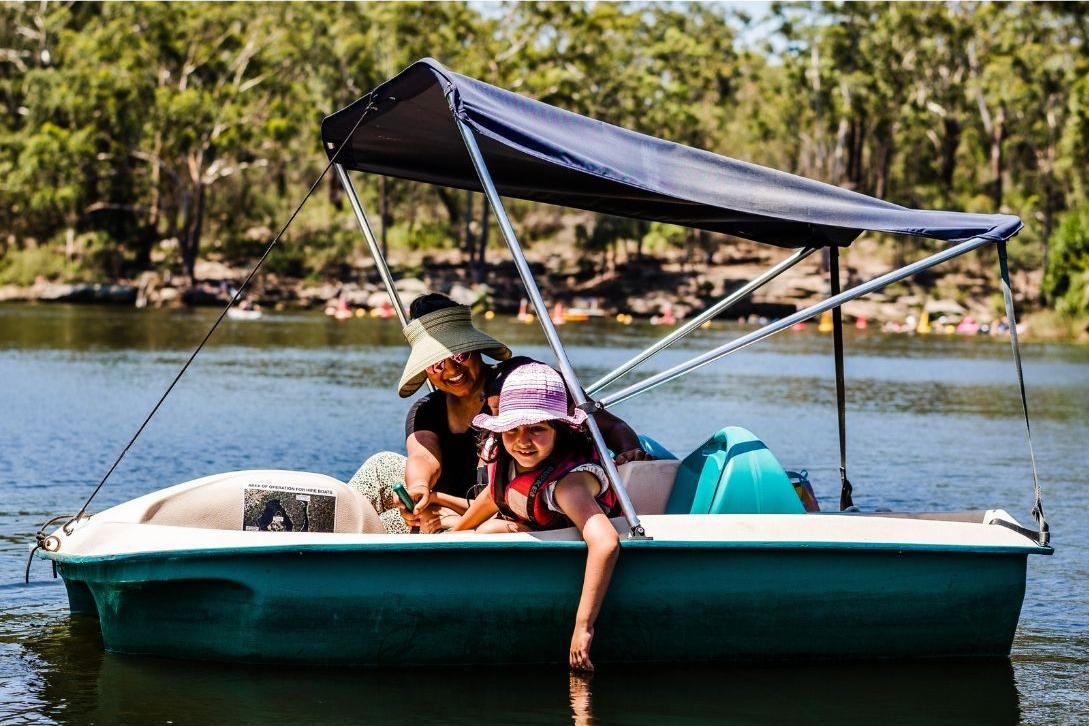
[398,305,511,397]
[472,362,587,433]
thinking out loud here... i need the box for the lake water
[1,303,1086,724]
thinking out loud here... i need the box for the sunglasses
[427,352,472,375]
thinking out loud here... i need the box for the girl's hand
[417,505,444,534]
[570,623,595,672]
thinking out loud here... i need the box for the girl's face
[502,422,557,471]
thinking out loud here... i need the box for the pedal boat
[36,58,1053,665]
[41,462,1047,665]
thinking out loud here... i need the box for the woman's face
[425,352,483,399]
[502,422,556,471]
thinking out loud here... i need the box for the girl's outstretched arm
[447,487,499,532]
[553,473,621,672]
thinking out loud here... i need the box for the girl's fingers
[569,648,594,672]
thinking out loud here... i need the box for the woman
[349,293,646,533]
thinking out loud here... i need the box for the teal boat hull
[55,539,1029,665]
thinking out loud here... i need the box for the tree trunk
[475,197,490,283]
[849,113,865,190]
[874,119,894,199]
[65,226,75,275]
[180,182,205,285]
[989,105,1005,210]
[463,190,475,273]
[328,173,342,209]
[435,187,462,231]
[832,116,850,185]
[148,132,162,230]
[939,117,961,201]
[1039,98,1059,303]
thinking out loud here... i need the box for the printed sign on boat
[242,483,337,532]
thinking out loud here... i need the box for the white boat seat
[616,460,681,515]
[138,470,385,533]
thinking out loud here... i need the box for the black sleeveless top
[404,391,484,498]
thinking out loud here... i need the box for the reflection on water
[2,304,1087,724]
[18,617,1022,726]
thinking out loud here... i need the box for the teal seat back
[666,427,804,515]
[638,434,677,460]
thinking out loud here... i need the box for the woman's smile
[427,353,482,395]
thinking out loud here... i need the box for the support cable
[996,242,1049,546]
[829,246,854,511]
[56,102,377,538]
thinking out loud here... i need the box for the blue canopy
[322,58,1021,249]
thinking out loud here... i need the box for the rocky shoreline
[0,237,1074,339]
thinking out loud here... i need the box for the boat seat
[616,460,681,515]
[637,434,677,460]
[138,470,385,533]
[667,427,805,515]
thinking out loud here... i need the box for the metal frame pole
[828,246,853,510]
[335,164,410,328]
[587,246,817,394]
[453,118,646,537]
[335,163,432,392]
[600,234,996,408]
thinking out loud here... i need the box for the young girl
[449,362,621,672]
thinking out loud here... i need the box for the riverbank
[2,235,1085,341]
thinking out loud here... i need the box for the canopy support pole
[996,242,1048,546]
[453,117,646,538]
[335,164,410,328]
[335,164,432,392]
[828,246,854,510]
[600,234,996,409]
[587,247,817,395]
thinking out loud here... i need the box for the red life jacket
[490,452,620,530]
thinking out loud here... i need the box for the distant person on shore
[448,362,621,671]
[347,293,646,533]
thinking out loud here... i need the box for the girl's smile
[503,423,556,471]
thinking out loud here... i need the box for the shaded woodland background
[2,1,1088,320]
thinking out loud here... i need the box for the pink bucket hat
[472,363,587,433]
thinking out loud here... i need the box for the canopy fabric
[322,58,1021,249]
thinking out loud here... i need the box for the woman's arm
[592,410,647,465]
[403,431,444,531]
[553,473,621,672]
[447,487,499,532]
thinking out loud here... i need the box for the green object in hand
[392,483,415,511]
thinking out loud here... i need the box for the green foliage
[0,0,1085,307]
[0,246,69,286]
[1044,205,1089,315]
[641,223,686,255]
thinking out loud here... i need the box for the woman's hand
[398,482,432,527]
[613,448,648,466]
[570,623,595,672]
